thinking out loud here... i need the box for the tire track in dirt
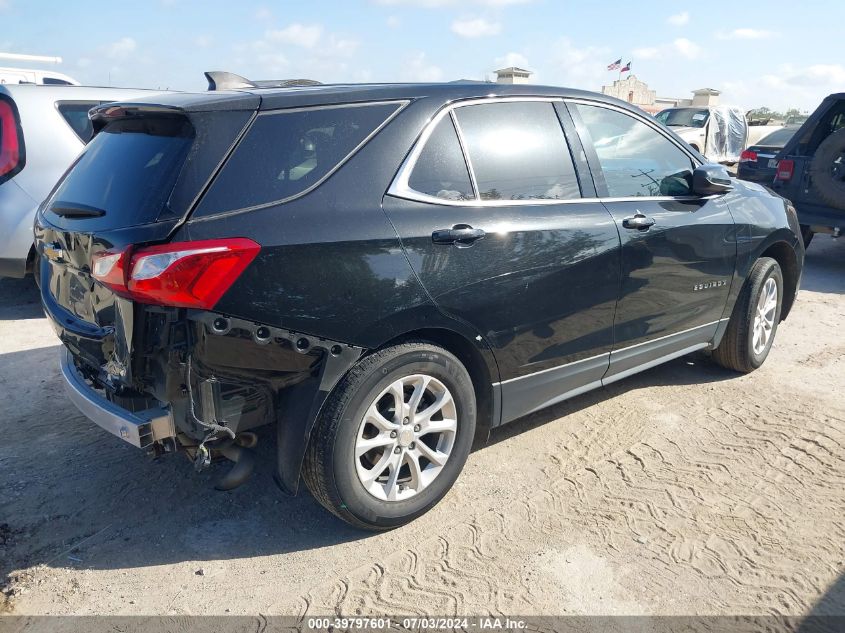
[288,377,845,617]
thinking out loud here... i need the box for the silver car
[0,84,162,277]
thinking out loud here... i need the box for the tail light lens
[739,150,757,163]
[92,238,260,309]
[0,96,25,184]
[775,159,795,181]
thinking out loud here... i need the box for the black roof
[115,81,637,115]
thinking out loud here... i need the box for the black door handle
[622,213,655,230]
[432,226,486,245]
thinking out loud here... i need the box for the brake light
[0,97,24,183]
[739,150,757,163]
[776,159,795,181]
[92,238,260,309]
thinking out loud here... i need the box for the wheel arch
[759,240,800,320]
[371,327,499,442]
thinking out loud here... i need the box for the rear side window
[407,115,474,201]
[573,103,695,198]
[197,102,402,215]
[454,101,580,201]
[57,102,98,142]
[46,117,193,229]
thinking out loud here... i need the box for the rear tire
[303,342,476,530]
[712,257,783,373]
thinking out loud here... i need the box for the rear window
[57,101,99,142]
[195,102,402,216]
[46,116,193,229]
[757,127,797,147]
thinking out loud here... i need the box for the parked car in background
[36,75,805,529]
[772,92,845,246]
[0,84,161,278]
[656,105,784,164]
[0,66,79,85]
[737,126,800,184]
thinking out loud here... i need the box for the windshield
[655,108,709,128]
[756,126,799,148]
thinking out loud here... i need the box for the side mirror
[692,164,733,196]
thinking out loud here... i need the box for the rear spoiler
[204,71,322,91]
[89,103,186,134]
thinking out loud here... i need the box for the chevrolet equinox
[35,73,805,529]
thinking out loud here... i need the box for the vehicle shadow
[796,569,845,631]
[800,236,843,295]
[0,276,41,320]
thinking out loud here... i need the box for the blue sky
[1,0,841,111]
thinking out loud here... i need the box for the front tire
[712,257,783,373]
[303,342,476,530]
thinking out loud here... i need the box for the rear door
[567,100,736,382]
[384,98,621,424]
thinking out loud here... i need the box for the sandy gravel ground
[1,237,843,618]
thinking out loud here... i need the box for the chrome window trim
[188,99,411,223]
[387,95,706,208]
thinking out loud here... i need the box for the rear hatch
[36,100,257,385]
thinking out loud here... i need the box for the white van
[0,66,79,86]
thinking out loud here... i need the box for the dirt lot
[1,237,843,618]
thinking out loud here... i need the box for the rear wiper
[50,202,106,218]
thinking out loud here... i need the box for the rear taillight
[0,97,24,183]
[92,238,260,309]
[775,159,795,181]
[739,150,757,163]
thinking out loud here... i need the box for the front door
[568,101,736,382]
[384,99,621,424]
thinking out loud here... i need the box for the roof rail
[205,71,322,91]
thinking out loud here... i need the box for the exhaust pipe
[214,432,258,491]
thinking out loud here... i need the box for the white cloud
[716,28,776,40]
[673,38,701,59]
[104,37,137,60]
[401,52,443,82]
[266,23,323,48]
[632,46,659,59]
[451,17,501,38]
[495,51,529,69]
[255,6,273,20]
[722,63,844,110]
[0,0,10,10]
[667,11,689,26]
[386,15,402,28]
[544,37,612,90]
[193,35,213,48]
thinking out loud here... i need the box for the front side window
[454,101,580,201]
[407,115,474,201]
[574,103,695,198]
[197,102,402,215]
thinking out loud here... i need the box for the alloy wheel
[354,374,457,501]
[752,277,778,355]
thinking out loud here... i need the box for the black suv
[36,74,805,529]
[771,92,845,246]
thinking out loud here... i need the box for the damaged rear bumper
[60,349,176,449]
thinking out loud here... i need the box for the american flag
[607,58,622,71]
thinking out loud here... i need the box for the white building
[495,67,533,84]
